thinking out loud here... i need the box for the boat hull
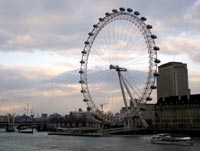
[151,134,194,146]
[151,139,194,146]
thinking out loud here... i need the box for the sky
[0,0,200,116]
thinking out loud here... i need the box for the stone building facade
[154,94,200,132]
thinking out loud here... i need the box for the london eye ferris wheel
[79,7,160,120]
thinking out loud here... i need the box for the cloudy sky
[0,0,200,116]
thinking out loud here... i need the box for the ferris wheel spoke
[124,31,142,50]
[104,24,114,60]
[122,56,148,68]
[120,21,134,55]
[109,21,116,62]
[121,17,131,43]
[93,42,109,61]
[91,44,111,65]
[89,71,120,111]
[118,19,126,54]
[91,45,107,60]
[93,31,113,59]
[125,73,145,95]
[125,56,149,65]
[125,38,147,57]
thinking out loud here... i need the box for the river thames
[0,132,200,151]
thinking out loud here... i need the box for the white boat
[151,134,194,146]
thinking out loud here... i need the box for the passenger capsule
[146,25,153,29]
[84,41,90,45]
[79,80,85,84]
[99,18,104,21]
[79,70,84,74]
[154,59,161,64]
[93,24,98,28]
[80,60,85,64]
[81,50,87,54]
[119,7,125,12]
[87,107,91,111]
[154,46,160,51]
[83,99,88,102]
[88,32,94,36]
[105,12,110,16]
[146,97,152,101]
[127,8,133,12]
[151,35,157,39]
[112,9,118,13]
[81,89,86,93]
[153,72,159,77]
[141,17,147,21]
[134,11,140,16]
[151,85,157,89]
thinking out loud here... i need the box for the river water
[0,131,200,151]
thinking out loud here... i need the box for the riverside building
[157,62,190,100]
[154,95,200,133]
[154,62,200,134]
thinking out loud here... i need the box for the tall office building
[157,62,190,100]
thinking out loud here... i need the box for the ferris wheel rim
[79,8,160,112]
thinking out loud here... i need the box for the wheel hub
[109,64,127,72]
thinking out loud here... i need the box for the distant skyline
[0,0,200,115]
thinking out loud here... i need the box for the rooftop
[159,62,187,69]
[155,94,200,107]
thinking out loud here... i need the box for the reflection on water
[0,132,199,151]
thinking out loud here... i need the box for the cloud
[145,0,199,32]
[1,0,200,114]
[47,69,79,84]
[188,68,200,94]
[0,0,90,52]
[0,65,149,114]
[0,67,83,114]
[0,67,41,91]
[154,0,200,63]
[0,104,23,113]
[185,0,200,19]
[159,33,200,63]
[0,0,199,60]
